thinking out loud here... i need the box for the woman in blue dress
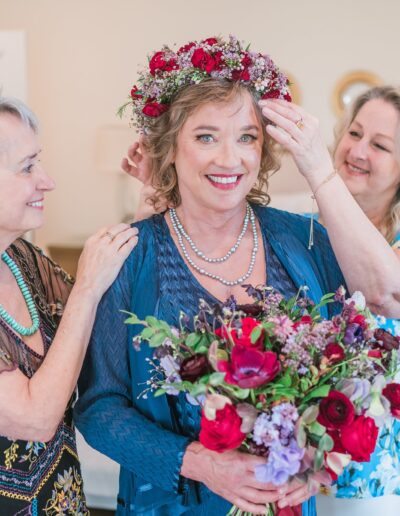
[73,36,358,516]
[262,86,400,515]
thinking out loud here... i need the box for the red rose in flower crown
[340,415,378,462]
[382,383,400,417]
[120,35,292,131]
[199,403,246,452]
[317,391,355,430]
[149,51,178,76]
[215,317,264,349]
[142,102,169,117]
[217,345,280,388]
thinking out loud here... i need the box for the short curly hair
[142,79,281,210]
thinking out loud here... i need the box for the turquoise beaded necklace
[0,251,40,336]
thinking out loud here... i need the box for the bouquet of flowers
[124,285,400,515]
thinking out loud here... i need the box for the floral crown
[120,35,292,132]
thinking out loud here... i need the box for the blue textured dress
[75,206,345,515]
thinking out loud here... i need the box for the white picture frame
[0,30,27,100]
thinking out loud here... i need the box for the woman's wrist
[180,441,209,482]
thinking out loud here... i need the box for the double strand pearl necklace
[170,204,250,263]
[169,204,259,287]
[0,252,40,336]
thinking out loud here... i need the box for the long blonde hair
[143,79,281,210]
[332,86,400,244]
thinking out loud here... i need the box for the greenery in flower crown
[119,35,292,132]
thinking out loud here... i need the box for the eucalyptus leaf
[313,449,324,471]
[301,405,319,424]
[318,433,334,452]
[209,372,226,386]
[250,325,262,344]
[309,421,326,437]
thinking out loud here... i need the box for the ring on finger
[104,231,115,242]
[295,117,304,130]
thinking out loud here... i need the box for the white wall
[0,0,399,248]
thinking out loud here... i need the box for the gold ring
[105,231,115,241]
[295,117,304,130]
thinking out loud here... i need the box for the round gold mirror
[332,71,382,116]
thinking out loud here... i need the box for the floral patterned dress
[0,239,89,516]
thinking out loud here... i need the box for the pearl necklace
[169,205,259,287]
[0,252,40,336]
[169,204,250,263]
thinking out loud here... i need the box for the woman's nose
[36,164,56,191]
[214,140,241,169]
[348,137,369,162]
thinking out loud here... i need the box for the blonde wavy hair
[142,79,281,210]
[332,85,400,244]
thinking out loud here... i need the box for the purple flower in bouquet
[255,439,305,485]
[343,322,364,345]
[271,402,299,431]
[253,413,280,446]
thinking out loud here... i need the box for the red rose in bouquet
[323,343,345,363]
[317,391,355,430]
[217,345,280,389]
[199,403,246,452]
[340,415,378,462]
[215,317,264,349]
[383,383,400,417]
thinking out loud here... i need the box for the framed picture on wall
[0,31,27,100]
[332,71,382,117]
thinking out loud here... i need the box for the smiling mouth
[346,162,369,175]
[206,174,244,189]
[27,200,44,208]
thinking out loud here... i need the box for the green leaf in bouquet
[279,369,293,387]
[209,372,226,386]
[149,332,169,347]
[145,315,161,327]
[300,377,311,393]
[309,421,326,437]
[318,432,334,452]
[208,340,228,370]
[223,384,250,400]
[250,325,263,344]
[185,332,203,349]
[301,384,330,404]
[313,449,325,471]
[296,422,307,448]
[189,383,207,397]
[154,388,167,397]
[301,405,319,424]
[141,327,155,340]
[122,311,144,326]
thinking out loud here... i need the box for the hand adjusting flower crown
[121,35,292,132]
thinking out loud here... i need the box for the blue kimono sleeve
[74,234,191,494]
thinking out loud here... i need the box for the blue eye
[196,134,214,143]
[240,134,257,143]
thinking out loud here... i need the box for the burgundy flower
[142,102,169,117]
[340,415,378,462]
[368,349,383,359]
[199,403,246,452]
[232,69,250,81]
[236,304,264,317]
[261,89,281,100]
[383,383,400,418]
[283,92,292,102]
[317,390,355,430]
[213,50,224,70]
[179,353,210,382]
[241,54,252,68]
[323,343,345,363]
[215,317,264,349]
[149,51,178,76]
[293,315,313,330]
[217,346,280,389]
[191,48,216,73]
[374,328,400,351]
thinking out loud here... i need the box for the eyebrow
[351,121,394,142]
[18,149,42,164]
[193,124,260,131]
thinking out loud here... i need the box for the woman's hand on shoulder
[121,136,152,185]
[74,223,138,300]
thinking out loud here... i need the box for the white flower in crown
[346,291,366,311]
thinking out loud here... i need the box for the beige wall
[0,0,399,248]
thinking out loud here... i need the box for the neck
[0,231,20,257]
[174,200,248,239]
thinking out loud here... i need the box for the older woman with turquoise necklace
[0,97,138,515]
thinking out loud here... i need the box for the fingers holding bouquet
[259,99,333,187]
